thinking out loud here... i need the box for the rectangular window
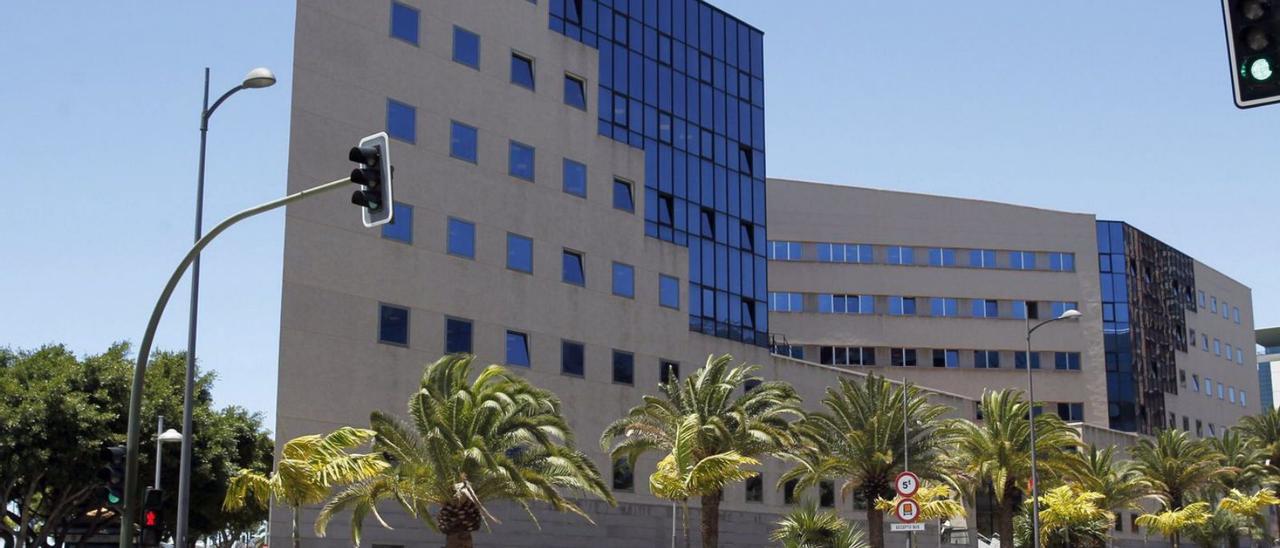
[969,249,997,268]
[769,241,803,261]
[378,304,409,346]
[508,140,535,181]
[390,2,420,45]
[564,73,587,110]
[1050,301,1079,319]
[772,345,804,360]
[1204,377,1213,396]
[1233,307,1241,324]
[510,52,535,90]
[506,330,530,367]
[933,349,959,368]
[446,218,475,258]
[1241,391,1247,407]
[1192,374,1200,392]
[1202,334,1209,351]
[1010,251,1036,270]
[1054,352,1082,370]
[659,360,680,385]
[381,203,414,243]
[1056,402,1084,422]
[819,480,835,508]
[783,479,798,505]
[1229,387,1236,403]
[657,193,675,227]
[613,179,635,212]
[659,274,680,309]
[745,473,763,502]
[889,296,917,316]
[450,121,478,163]
[1048,252,1075,272]
[928,248,956,267]
[887,246,915,265]
[612,458,633,490]
[768,292,803,312]
[506,233,533,273]
[386,98,416,143]
[562,250,586,286]
[1199,290,1207,307]
[561,340,585,377]
[612,350,634,385]
[1214,339,1221,356]
[1218,383,1225,399]
[973,299,999,318]
[445,317,472,354]
[562,158,587,197]
[1237,349,1244,365]
[1223,301,1230,319]
[452,25,481,68]
[1225,344,1233,362]
[1211,296,1218,313]
[891,348,918,367]
[974,350,1000,369]
[931,298,958,317]
[612,262,635,298]
[1015,352,1041,370]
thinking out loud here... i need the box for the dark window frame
[378,303,410,346]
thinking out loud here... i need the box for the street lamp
[177,66,275,548]
[153,415,183,489]
[1026,308,1082,548]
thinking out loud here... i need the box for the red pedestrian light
[144,510,158,527]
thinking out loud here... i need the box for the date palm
[1211,431,1267,494]
[1067,444,1148,514]
[951,389,1080,546]
[1131,429,1222,548]
[1238,409,1280,538]
[1136,502,1211,548]
[1032,485,1111,548]
[649,414,760,548]
[222,427,386,548]
[780,374,953,548]
[314,354,614,548]
[601,354,804,548]
[770,500,869,548]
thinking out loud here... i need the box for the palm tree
[1031,485,1111,548]
[1238,409,1280,539]
[770,500,869,548]
[1067,444,1148,515]
[779,374,953,548]
[873,483,965,523]
[1131,429,1222,547]
[314,354,614,548]
[951,389,1080,546]
[601,354,804,548]
[222,427,386,548]
[1217,488,1280,548]
[1211,431,1267,494]
[1136,502,1212,548]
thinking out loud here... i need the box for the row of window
[810,346,1083,371]
[768,241,1076,272]
[1185,371,1249,407]
[769,293,1078,321]
[1189,328,1249,366]
[378,306,682,386]
[1197,290,1243,325]
[1175,414,1233,441]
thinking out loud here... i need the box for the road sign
[890,523,926,532]
[894,471,920,498]
[895,498,921,523]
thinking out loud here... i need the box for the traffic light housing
[98,445,126,506]
[1224,0,1280,108]
[349,132,394,227]
[140,488,163,546]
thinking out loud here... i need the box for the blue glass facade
[1260,362,1274,410]
[550,0,769,346]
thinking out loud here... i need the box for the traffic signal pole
[118,175,352,548]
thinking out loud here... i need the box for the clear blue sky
[3,2,1276,431]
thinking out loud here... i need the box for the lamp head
[157,428,184,443]
[1058,309,1083,320]
[241,67,277,89]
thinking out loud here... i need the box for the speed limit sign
[895,498,921,523]
[894,471,920,497]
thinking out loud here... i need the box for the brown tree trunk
[1228,532,1240,548]
[290,507,300,548]
[866,503,885,548]
[700,491,721,548]
[445,531,474,548]
[995,497,1015,548]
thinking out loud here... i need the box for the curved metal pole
[119,176,351,548]
[1025,313,1071,548]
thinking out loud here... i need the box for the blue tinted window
[562,340,585,376]
[445,317,472,354]
[511,52,535,89]
[507,233,533,273]
[565,74,587,109]
[614,179,635,212]
[450,121,478,163]
[929,248,956,267]
[931,298,958,317]
[1055,352,1082,370]
[381,203,413,243]
[969,249,996,268]
[659,274,680,309]
[972,299,999,318]
[612,262,635,298]
[390,2,420,45]
[378,304,409,345]
[506,330,530,367]
[888,246,915,265]
[563,158,587,197]
[612,350,634,385]
[509,141,535,181]
[563,250,585,286]
[453,26,480,68]
[1015,352,1042,370]
[933,349,959,368]
[446,218,475,258]
[386,99,416,143]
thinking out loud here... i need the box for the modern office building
[276,1,1257,546]
[1259,327,1280,409]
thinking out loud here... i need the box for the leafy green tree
[1024,485,1111,548]
[1238,409,1280,539]
[1136,502,1211,548]
[769,500,869,548]
[601,354,803,548]
[315,354,614,548]
[780,375,953,548]
[648,414,760,548]
[1067,444,1148,515]
[951,389,1080,546]
[1131,429,1222,548]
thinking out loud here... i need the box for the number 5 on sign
[894,471,920,497]
[895,499,920,523]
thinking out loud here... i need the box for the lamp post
[1025,307,1082,548]
[153,416,183,488]
[177,66,276,548]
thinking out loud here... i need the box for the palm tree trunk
[682,501,690,548]
[700,491,721,548]
[445,532,474,548]
[866,503,885,548]
[290,506,300,548]
[1169,531,1178,548]
[1228,532,1240,548]
[995,497,1015,548]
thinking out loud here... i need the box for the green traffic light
[107,492,121,505]
[1249,58,1275,81]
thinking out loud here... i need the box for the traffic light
[140,488,163,547]
[1224,0,1280,108]
[98,445,126,506]
[348,132,394,227]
